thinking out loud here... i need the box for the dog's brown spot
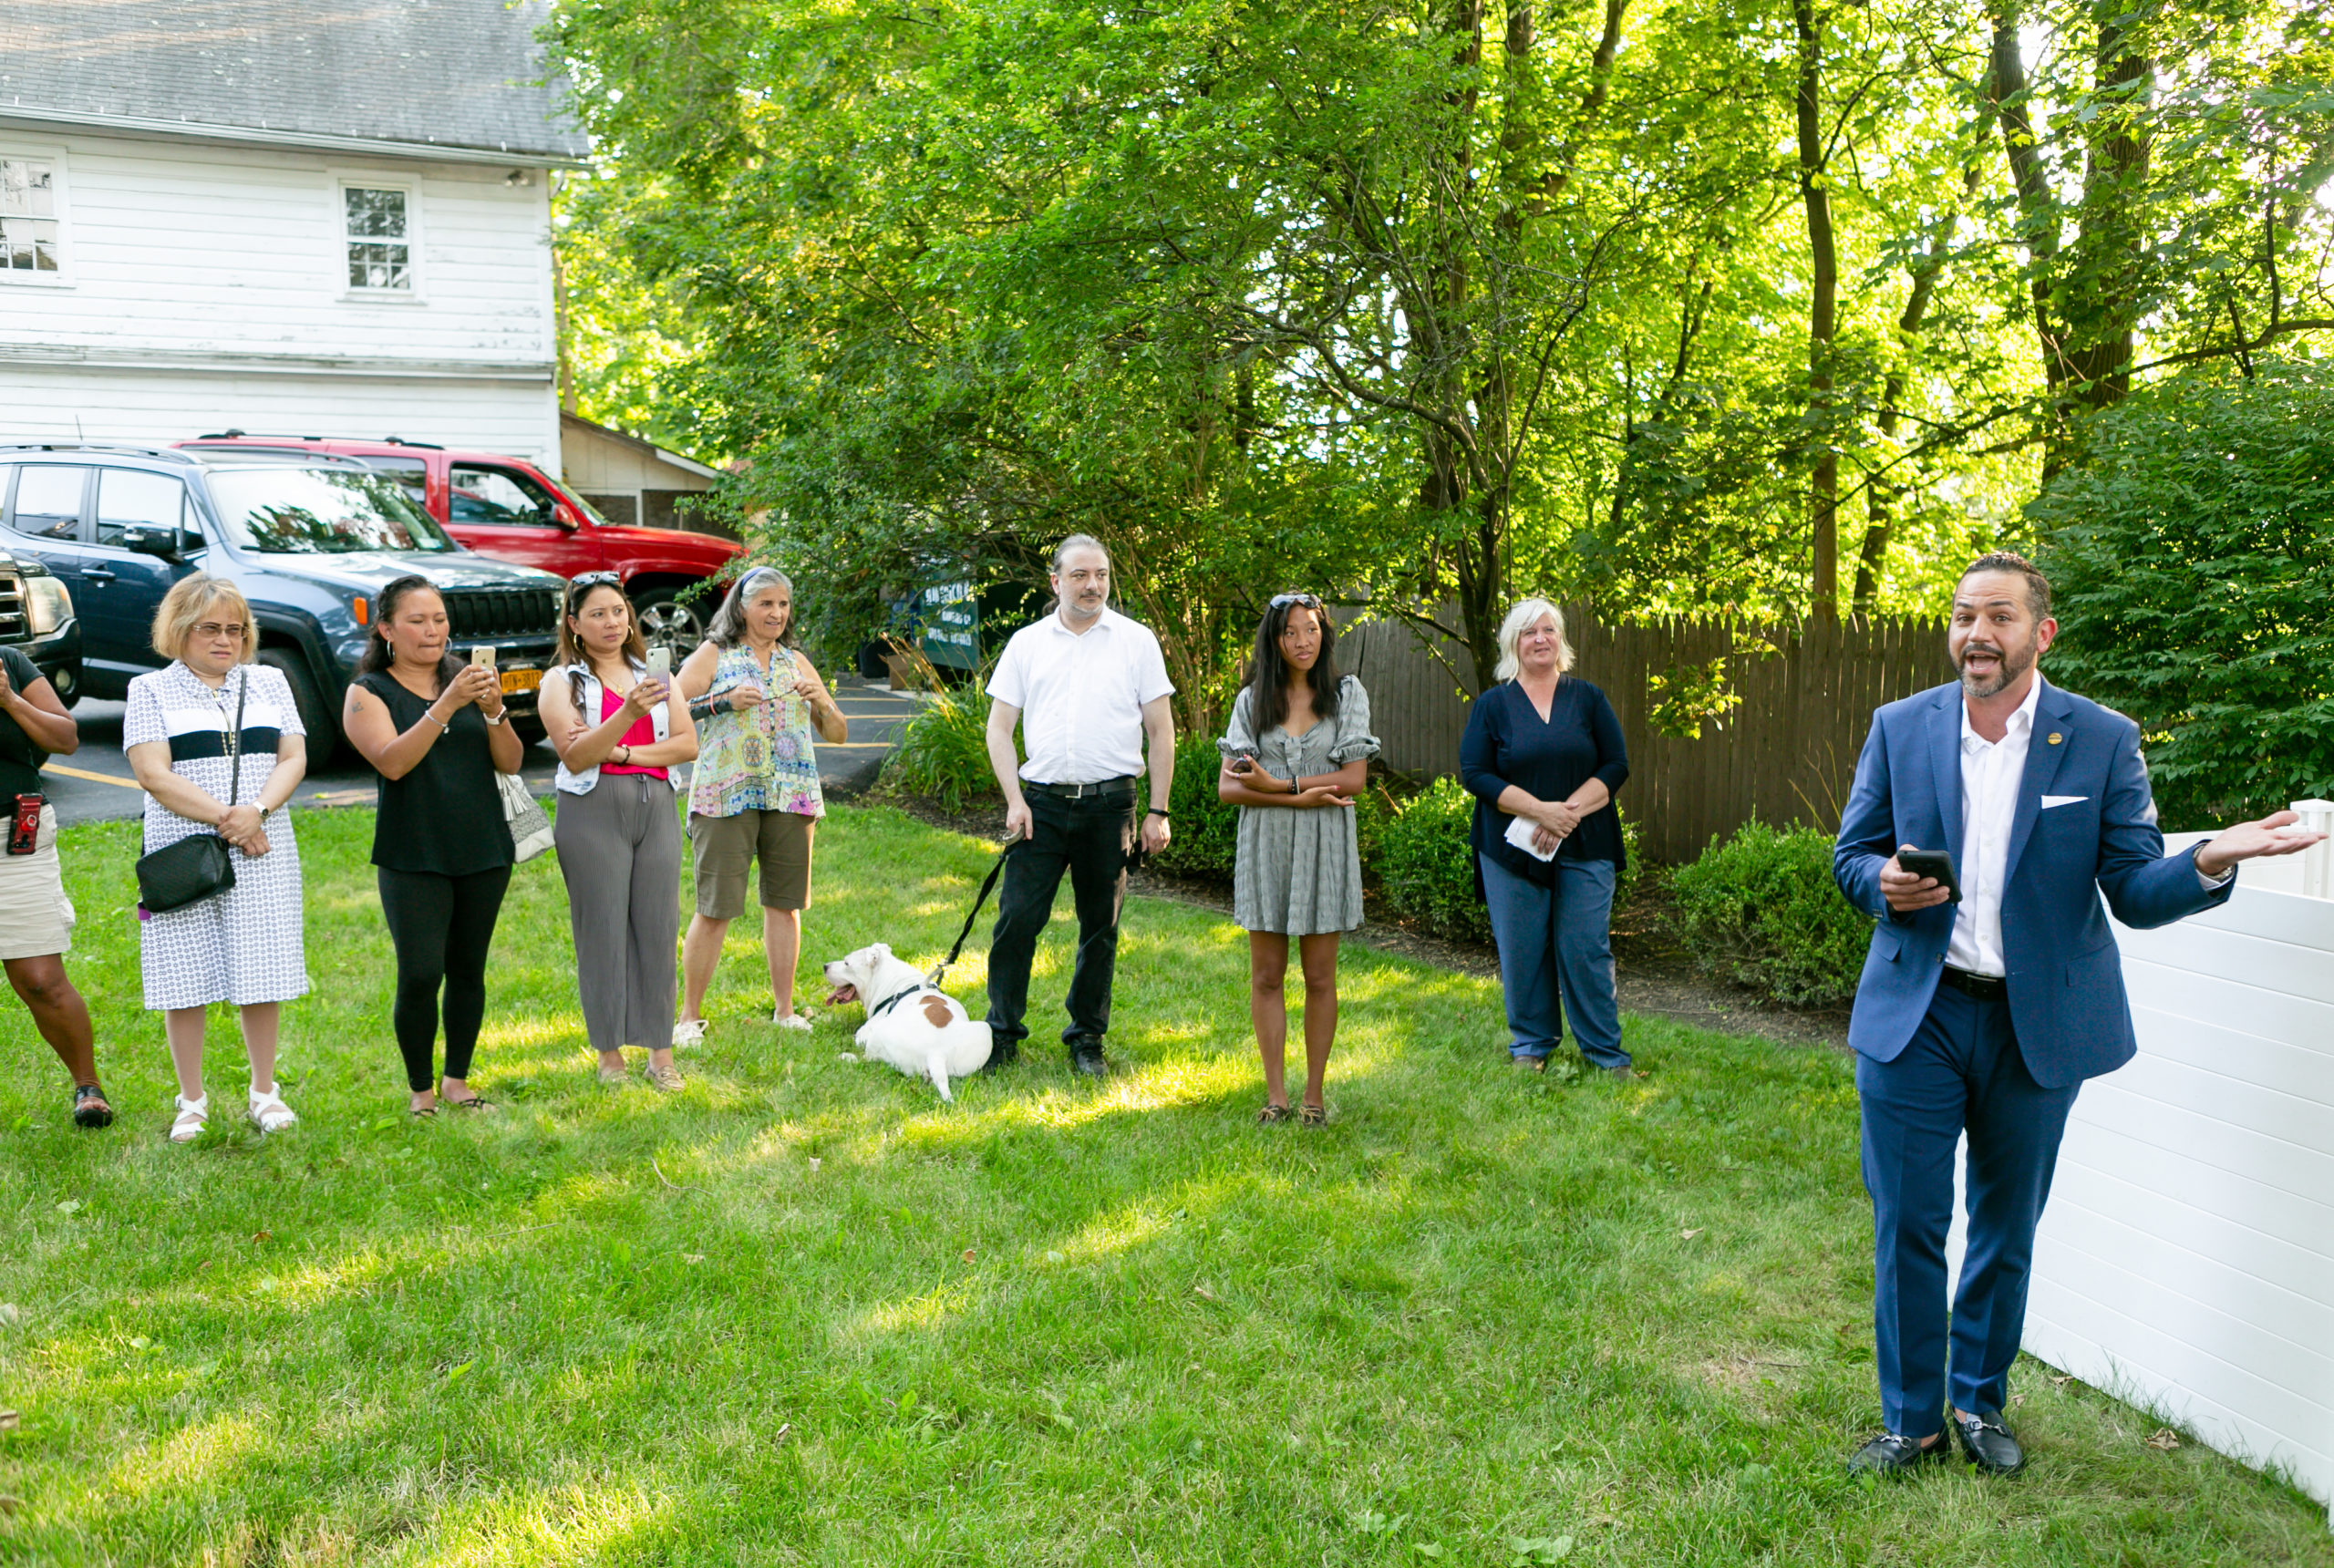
[920,995,955,1029]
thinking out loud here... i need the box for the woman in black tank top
[340,577,526,1116]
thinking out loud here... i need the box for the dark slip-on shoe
[1846,1431,1948,1477]
[1951,1407,2027,1475]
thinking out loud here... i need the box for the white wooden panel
[0,129,554,366]
[0,365,561,468]
[2016,879,2334,1527]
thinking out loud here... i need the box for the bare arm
[342,666,504,782]
[1218,757,1366,808]
[987,698,1030,840]
[1140,695,1176,853]
[0,665,77,755]
[790,655,849,743]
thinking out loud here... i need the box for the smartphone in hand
[645,645,672,683]
[470,645,497,669]
[1895,849,1963,904]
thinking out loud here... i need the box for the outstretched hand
[2195,810,2328,881]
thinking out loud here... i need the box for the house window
[344,185,412,291]
[0,158,61,274]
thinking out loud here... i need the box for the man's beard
[1957,634,2036,698]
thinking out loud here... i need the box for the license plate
[501,668,542,695]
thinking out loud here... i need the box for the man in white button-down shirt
[981,535,1176,1076]
[1833,553,2322,1480]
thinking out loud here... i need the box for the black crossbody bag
[135,671,246,913]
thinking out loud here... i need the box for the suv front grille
[0,573,26,642]
[440,585,559,643]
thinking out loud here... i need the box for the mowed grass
[1,805,2328,1567]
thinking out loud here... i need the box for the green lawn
[3,806,2327,1566]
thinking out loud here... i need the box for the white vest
[552,659,680,795]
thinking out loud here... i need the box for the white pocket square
[2040,795,2087,809]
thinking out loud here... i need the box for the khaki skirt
[0,804,75,961]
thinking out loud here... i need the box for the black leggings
[378,865,512,1092]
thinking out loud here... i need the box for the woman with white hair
[671,566,847,1042]
[1458,598,1635,1078]
[124,573,310,1140]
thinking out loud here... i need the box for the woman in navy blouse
[1459,599,1635,1078]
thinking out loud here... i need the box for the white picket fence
[1952,800,2334,1527]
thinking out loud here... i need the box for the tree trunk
[1854,196,1960,614]
[1795,0,1839,619]
[2063,0,2153,409]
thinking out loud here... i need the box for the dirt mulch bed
[870,790,1850,1054]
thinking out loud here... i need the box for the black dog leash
[925,839,1021,987]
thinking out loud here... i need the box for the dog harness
[865,983,932,1022]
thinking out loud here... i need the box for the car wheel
[46,664,81,707]
[257,648,336,763]
[634,585,708,658]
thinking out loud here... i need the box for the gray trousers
[553,776,682,1052]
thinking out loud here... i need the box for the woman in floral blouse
[672,568,848,1042]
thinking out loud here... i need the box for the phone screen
[645,646,672,682]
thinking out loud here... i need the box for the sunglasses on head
[568,571,624,602]
[1269,592,1322,610]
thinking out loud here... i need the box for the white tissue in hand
[1504,814,1559,862]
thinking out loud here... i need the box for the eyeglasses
[570,570,622,595]
[193,622,248,641]
[1269,593,1322,610]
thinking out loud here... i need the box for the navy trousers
[1855,983,2080,1438]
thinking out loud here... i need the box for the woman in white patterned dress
[123,575,310,1142]
[1215,594,1379,1125]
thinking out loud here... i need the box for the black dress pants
[984,785,1136,1054]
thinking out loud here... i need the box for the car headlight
[24,573,71,636]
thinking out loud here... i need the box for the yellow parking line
[46,764,143,790]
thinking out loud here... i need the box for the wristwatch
[482,708,507,727]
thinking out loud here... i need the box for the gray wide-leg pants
[553,776,682,1052]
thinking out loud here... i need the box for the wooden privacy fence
[1339,608,1952,864]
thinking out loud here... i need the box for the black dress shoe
[977,1042,1019,1076]
[1951,1407,2027,1475]
[1069,1043,1109,1077]
[1846,1431,1947,1477]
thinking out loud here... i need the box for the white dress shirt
[986,605,1175,785]
[1946,676,2043,977]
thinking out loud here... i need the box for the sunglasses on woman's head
[1269,593,1322,610]
[568,571,624,603]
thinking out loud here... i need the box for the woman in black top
[342,576,524,1116]
[0,645,111,1126]
[1458,598,1635,1078]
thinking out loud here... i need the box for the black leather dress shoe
[1069,1043,1110,1077]
[977,1042,1019,1076]
[1846,1431,1947,1477]
[1951,1408,2027,1475]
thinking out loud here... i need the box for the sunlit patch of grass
[1,804,2326,1565]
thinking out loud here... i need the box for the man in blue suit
[1833,553,2321,1477]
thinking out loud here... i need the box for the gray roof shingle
[0,0,588,162]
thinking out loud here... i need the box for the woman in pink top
[540,574,697,1091]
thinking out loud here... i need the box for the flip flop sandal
[441,1096,495,1113]
[1255,1102,1292,1125]
[411,1103,439,1119]
[1296,1102,1327,1127]
[72,1084,115,1130]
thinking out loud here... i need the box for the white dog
[821,943,993,1102]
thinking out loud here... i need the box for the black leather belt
[1940,965,2008,1001]
[1027,777,1136,800]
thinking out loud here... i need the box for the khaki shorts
[690,808,815,918]
[0,805,76,961]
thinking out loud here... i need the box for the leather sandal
[170,1094,209,1144]
[72,1084,115,1130]
[247,1083,297,1135]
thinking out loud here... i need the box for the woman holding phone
[672,567,847,1042]
[1216,593,1379,1125]
[540,574,697,1090]
[342,575,526,1116]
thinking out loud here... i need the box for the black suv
[0,443,566,748]
[0,540,80,697]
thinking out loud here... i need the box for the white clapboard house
[0,0,585,465]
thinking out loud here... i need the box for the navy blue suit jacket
[1832,678,2232,1089]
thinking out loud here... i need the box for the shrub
[1147,739,1241,881]
[1667,820,1872,1006]
[1376,777,1493,944]
[879,683,997,813]
[2033,363,2334,826]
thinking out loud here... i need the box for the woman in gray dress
[1217,594,1379,1125]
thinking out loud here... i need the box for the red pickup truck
[177,434,744,649]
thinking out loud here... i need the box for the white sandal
[247,1083,297,1135]
[169,1095,209,1144]
[671,1018,708,1048]
[773,1012,814,1033]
